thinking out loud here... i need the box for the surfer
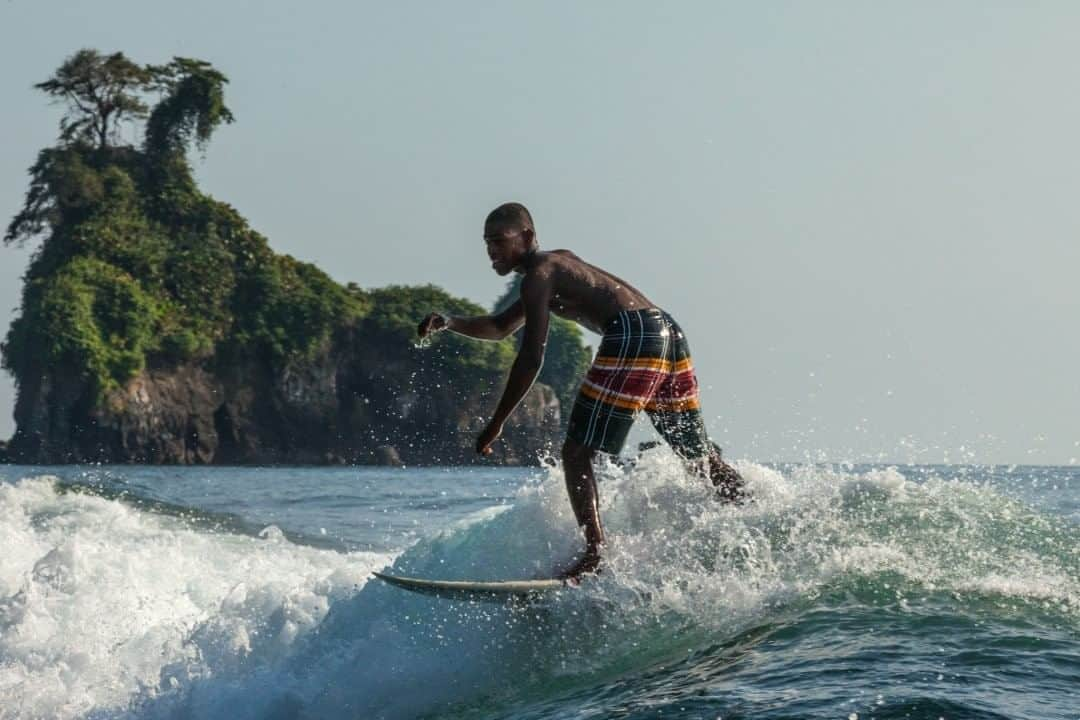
[418,202,743,579]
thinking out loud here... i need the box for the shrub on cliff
[6,257,160,394]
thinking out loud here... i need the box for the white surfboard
[372,571,567,602]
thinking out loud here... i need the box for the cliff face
[7,329,561,465]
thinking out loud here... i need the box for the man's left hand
[476,421,503,456]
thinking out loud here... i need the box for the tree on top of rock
[35,49,153,151]
[4,50,234,247]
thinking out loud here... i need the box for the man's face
[483,224,530,276]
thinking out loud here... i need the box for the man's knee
[562,437,593,465]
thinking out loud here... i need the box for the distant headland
[1,49,590,465]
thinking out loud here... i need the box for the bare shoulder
[549,248,583,262]
[522,251,582,292]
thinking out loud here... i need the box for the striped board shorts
[566,308,710,458]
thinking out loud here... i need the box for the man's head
[484,202,538,276]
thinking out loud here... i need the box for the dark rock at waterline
[373,445,404,467]
[5,332,561,467]
[0,440,8,464]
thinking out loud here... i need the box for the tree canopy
[34,49,152,150]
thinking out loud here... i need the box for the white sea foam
[0,476,388,720]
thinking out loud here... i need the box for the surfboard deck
[372,571,568,602]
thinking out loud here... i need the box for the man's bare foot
[558,552,602,583]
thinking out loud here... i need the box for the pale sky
[1,1,1078,464]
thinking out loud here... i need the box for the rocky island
[2,50,591,465]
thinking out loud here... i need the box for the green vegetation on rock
[2,50,372,399]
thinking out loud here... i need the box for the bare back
[524,250,655,334]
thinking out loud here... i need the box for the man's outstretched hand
[476,421,503,456]
[417,312,448,339]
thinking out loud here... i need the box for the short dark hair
[486,202,534,232]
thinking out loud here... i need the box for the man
[418,202,742,579]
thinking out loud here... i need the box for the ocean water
[0,455,1076,719]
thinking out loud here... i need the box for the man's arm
[476,274,551,453]
[418,301,525,341]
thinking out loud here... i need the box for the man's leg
[648,409,744,502]
[643,313,743,501]
[559,436,604,578]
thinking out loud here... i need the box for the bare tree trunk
[98,108,111,149]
